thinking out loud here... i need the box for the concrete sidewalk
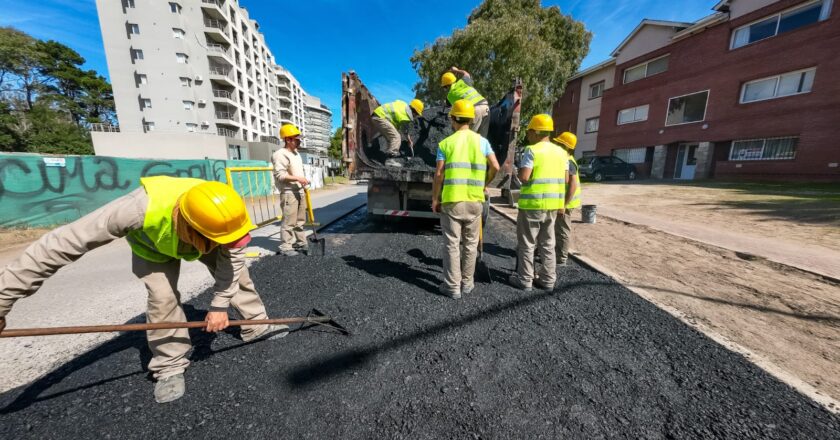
[0,183,366,393]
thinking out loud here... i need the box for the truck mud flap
[369,208,440,219]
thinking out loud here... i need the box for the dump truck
[341,71,522,218]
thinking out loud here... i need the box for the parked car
[578,156,637,181]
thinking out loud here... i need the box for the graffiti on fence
[0,154,268,227]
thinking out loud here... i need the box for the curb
[489,203,840,415]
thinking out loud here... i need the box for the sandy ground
[491,181,840,403]
[0,228,51,248]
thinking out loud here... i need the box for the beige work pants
[516,209,559,286]
[440,202,483,293]
[372,115,401,157]
[555,208,574,264]
[279,191,307,252]
[132,249,269,379]
[471,103,490,136]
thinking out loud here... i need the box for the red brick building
[555,0,840,181]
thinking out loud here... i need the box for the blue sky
[0,0,713,129]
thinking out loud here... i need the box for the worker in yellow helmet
[551,132,581,266]
[371,99,424,168]
[273,123,311,256]
[432,99,500,298]
[509,114,569,291]
[0,177,288,404]
[441,67,489,136]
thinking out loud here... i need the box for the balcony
[217,127,238,138]
[215,111,240,124]
[201,0,226,19]
[206,44,232,65]
[212,89,237,105]
[278,93,292,103]
[203,18,230,44]
[90,123,120,133]
[208,67,235,87]
[259,136,281,145]
[278,82,291,92]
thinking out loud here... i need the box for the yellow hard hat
[409,99,424,115]
[179,181,256,244]
[279,124,301,139]
[449,99,475,119]
[440,72,457,87]
[527,114,554,132]
[552,131,578,150]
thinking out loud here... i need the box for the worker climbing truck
[341,71,522,218]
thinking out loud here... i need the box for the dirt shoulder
[0,228,51,248]
[490,189,840,403]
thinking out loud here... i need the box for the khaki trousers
[471,103,490,137]
[555,208,574,264]
[132,249,269,379]
[440,202,483,293]
[516,209,559,286]
[279,191,307,252]
[372,115,401,156]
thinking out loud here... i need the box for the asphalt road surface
[1,210,838,439]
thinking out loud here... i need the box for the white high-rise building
[304,95,332,156]
[92,0,324,162]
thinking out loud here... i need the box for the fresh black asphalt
[1,210,839,439]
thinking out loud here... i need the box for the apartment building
[92,0,324,163]
[303,95,332,156]
[552,59,616,159]
[554,0,839,181]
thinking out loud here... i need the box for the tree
[410,0,591,127]
[328,127,343,161]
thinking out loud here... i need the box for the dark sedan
[578,156,637,181]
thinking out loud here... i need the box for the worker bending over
[272,123,310,256]
[441,67,490,136]
[432,99,500,299]
[552,132,581,265]
[372,99,424,168]
[509,115,569,291]
[0,177,288,403]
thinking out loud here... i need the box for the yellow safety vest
[374,100,412,127]
[447,79,485,106]
[127,176,205,263]
[566,156,582,209]
[439,130,487,204]
[519,141,567,211]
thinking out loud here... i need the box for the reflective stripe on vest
[519,141,567,211]
[127,176,205,263]
[447,79,485,106]
[439,130,487,204]
[566,156,582,209]
[374,100,411,127]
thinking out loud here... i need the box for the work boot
[154,373,185,404]
[508,274,533,292]
[461,283,475,295]
[242,324,289,343]
[534,279,555,291]
[384,158,403,168]
[438,283,461,299]
[277,249,300,257]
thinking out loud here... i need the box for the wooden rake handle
[0,316,330,338]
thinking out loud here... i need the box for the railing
[212,89,236,101]
[217,127,238,138]
[225,166,281,228]
[203,19,228,33]
[259,136,281,145]
[90,123,120,133]
[209,67,234,81]
[201,0,225,8]
[215,111,240,122]
[206,44,229,56]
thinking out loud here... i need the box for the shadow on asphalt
[284,279,602,388]
[342,255,443,296]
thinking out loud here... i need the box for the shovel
[476,213,493,284]
[303,186,325,256]
[0,310,350,338]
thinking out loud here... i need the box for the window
[143,121,155,132]
[131,49,143,61]
[613,147,647,164]
[169,2,181,13]
[623,55,669,84]
[731,0,832,49]
[741,68,816,103]
[186,123,198,132]
[141,98,152,109]
[228,145,249,160]
[179,77,191,87]
[666,90,709,126]
[617,104,649,125]
[127,23,139,35]
[584,117,599,133]
[730,137,798,161]
[136,74,147,85]
[183,100,194,110]
[176,53,188,64]
[588,81,605,99]
[173,28,185,39]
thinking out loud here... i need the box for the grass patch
[325,175,349,185]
